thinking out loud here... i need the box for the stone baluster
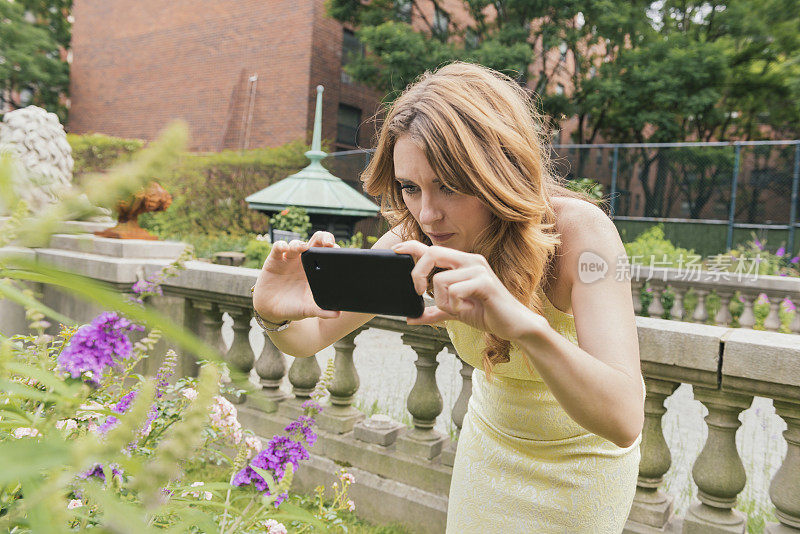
[190,300,227,357]
[691,289,709,325]
[632,280,644,315]
[790,296,800,335]
[317,328,364,434]
[218,305,254,374]
[649,281,665,318]
[278,353,321,421]
[683,387,753,534]
[763,293,784,332]
[442,347,473,467]
[737,291,758,329]
[669,285,687,321]
[254,323,288,402]
[766,400,800,533]
[714,290,735,327]
[628,379,679,531]
[397,332,447,459]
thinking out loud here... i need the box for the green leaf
[0,437,70,486]
[0,278,75,326]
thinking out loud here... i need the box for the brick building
[68,0,386,153]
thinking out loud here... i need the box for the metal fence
[327,141,800,253]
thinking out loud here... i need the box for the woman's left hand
[392,241,548,342]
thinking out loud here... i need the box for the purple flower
[58,312,144,384]
[79,463,123,482]
[284,415,317,447]
[131,276,164,297]
[300,399,323,415]
[791,256,799,265]
[754,238,763,250]
[98,390,138,433]
[232,435,310,506]
[154,351,178,399]
[776,247,786,257]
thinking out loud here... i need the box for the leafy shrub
[244,238,273,269]
[269,206,312,239]
[68,133,145,185]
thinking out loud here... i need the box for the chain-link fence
[327,141,800,254]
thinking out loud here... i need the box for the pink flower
[264,519,288,534]
[181,388,198,401]
[67,499,83,510]
[56,419,78,432]
[13,427,40,438]
[182,481,212,501]
[347,499,356,511]
[340,472,355,485]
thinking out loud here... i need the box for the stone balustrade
[632,265,800,334]
[1,234,799,533]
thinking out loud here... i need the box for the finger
[308,231,336,247]
[409,246,468,295]
[270,240,289,261]
[432,266,483,313]
[391,240,428,261]
[284,239,309,259]
[407,306,456,325]
[446,278,485,312]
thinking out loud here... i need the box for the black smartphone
[300,247,424,318]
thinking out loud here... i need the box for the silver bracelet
[250,284,292,332]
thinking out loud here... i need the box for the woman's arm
[514,203,644,448]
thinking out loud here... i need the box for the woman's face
[393,134,493,252]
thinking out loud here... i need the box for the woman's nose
[418,194,444,225]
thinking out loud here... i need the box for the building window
[433,7,449,38]
[555,83,565,96]
[396,0,412,23]
[337,104,361,147]
[341,29,364,84]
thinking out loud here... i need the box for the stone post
[765,401,800,533]
[254,327,289,402]
[442,353,472,467]
[683,388,753,534]
[278,354,321,421]
[316,328,364,434]
[396,332,446,459]
[626,379,679,532]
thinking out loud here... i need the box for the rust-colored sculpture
[94,182,172,240]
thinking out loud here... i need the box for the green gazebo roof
[245,85,380,218]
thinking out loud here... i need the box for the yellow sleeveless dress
[443,289,644,533]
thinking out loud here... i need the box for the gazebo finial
[305,85,326,164]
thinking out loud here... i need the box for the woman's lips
[429,232,455,242]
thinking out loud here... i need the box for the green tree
[0,0,70,121]
[325,0,647,138]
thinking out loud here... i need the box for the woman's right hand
[252,231,342,323]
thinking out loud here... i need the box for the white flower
[181,388,198,401]
[183,481,213,501]
[245,435,262,453]
[76,401,105,420]
[347,499,355,511]
[263,519,288,534]
[67,499,83,509]
[13,427,40,438]
[56,419,78,432]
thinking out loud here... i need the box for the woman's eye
[400,185,419,194]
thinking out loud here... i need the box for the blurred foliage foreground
[0,122,357,533]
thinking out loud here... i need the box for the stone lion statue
[0,105,110,221]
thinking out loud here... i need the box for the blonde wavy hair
[361,61,603,377]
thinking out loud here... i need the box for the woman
[252,61,645,532]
